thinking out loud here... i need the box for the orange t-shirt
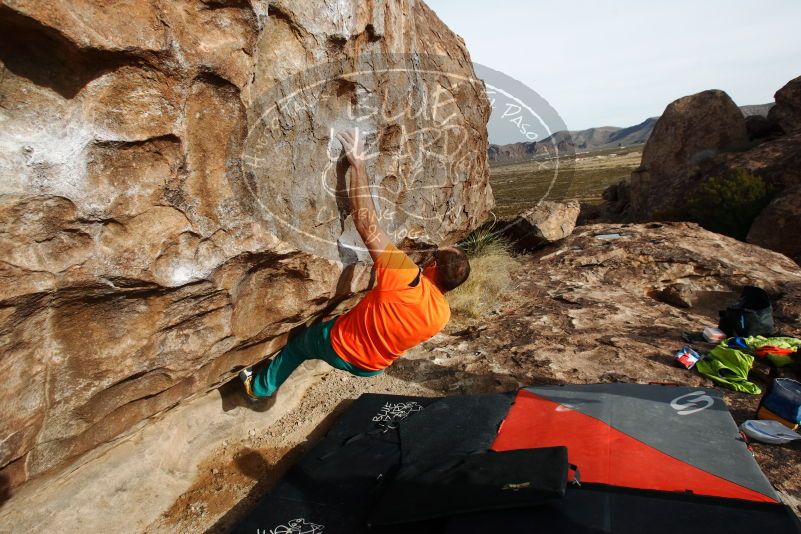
[330,244,451,371]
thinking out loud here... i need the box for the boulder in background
[502,200,580,250]
[747,186,801,266]
[768,75,801,134]
[629,89,748,219]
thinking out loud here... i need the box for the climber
[239,129,471,399]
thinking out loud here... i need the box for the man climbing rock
[240,129,471,399]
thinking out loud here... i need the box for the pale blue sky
[426,0,801,139]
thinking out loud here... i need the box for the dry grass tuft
[447,227,520,318]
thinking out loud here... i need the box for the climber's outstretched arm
[337,129,391,262]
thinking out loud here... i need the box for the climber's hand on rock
[337,129,367,171]
[337,128,389,261]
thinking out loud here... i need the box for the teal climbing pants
[250,319,383,397]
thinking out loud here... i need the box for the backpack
[718,286,775,338]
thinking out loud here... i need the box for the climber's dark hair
[434,246,470,291]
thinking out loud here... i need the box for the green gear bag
[696,345,761,395]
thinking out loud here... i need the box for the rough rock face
[769,75,801,134]
[502,200,580,250]
[695,130,801,266]
[697,132,801,192]
[745,114,782,141]
[629,90,748,219]
[747,186,801,265]
[0,0,492,492]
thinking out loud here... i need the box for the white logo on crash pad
[372,401,423,425]
[670,391,714,415]
[267,518,324,534]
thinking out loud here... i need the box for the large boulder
[747,186,801,266]
[768,75,801,134]
[0,0,492,491]
[502,200,580,249]
[629,90,748,219]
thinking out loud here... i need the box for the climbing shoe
[239,367,260,401]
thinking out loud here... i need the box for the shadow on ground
[207,399,355,533]
[385,356,564,394]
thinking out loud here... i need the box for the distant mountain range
[488,103,774,165]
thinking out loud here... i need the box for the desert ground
[490,148,643,217]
